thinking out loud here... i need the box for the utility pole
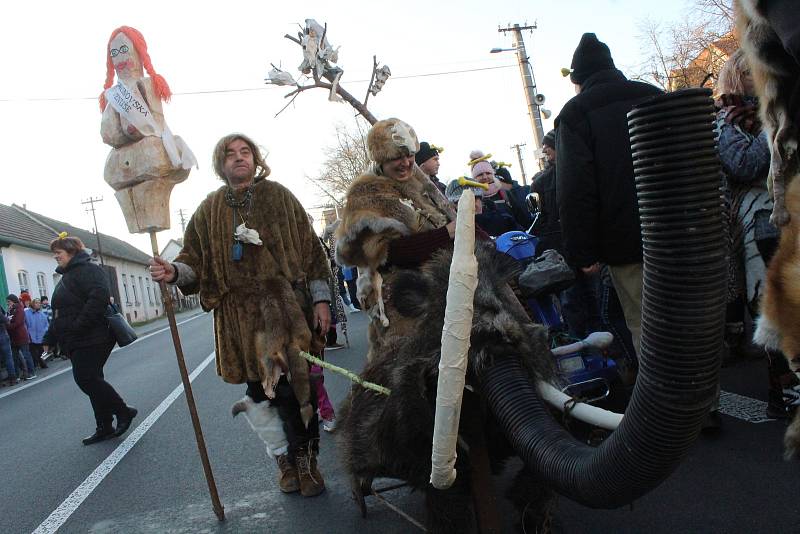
[81,196,105,266]
[498,23,546,171]
[510,143,528,185]
[177,208,188,234]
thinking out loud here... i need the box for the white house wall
[1,245,58,299]
[1,245,159,325]
[109,258,161,323]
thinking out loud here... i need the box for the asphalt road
[2,309,799,533]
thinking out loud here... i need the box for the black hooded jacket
[555,69,662,268]
[45,250,113,350]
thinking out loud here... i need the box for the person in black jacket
[44,235,137,445]
[556,33,662,357]
[532,129,562,255]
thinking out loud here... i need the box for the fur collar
[335,164,455,269]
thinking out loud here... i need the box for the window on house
[122,274,130,303]
[17,271,29,292]
[36,272,47,298]
[147,283,154,305]
[132,277,138,304]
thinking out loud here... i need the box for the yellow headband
[430,144,445,153]
[467,152,492,167]
[58,231,68,239]
[495,161,512,168]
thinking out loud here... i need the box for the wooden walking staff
[149,232,225,521]
[98,25,224,521]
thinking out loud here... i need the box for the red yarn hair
[98,26,172,111]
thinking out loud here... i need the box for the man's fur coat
[175,177,330,386]
[335,163,455,359]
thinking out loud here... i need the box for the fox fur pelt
[736,0,800,459]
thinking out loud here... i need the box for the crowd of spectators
[1,291,56,386]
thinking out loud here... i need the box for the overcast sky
[0,0,684,254]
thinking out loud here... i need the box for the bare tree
[632,0,736,91]
[306,120,370,204]
[264,19,391,125]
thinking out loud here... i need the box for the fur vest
[335,164,455,327]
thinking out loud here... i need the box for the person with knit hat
[416,141,447,195]
[495,163,534,229]
[336,118,490,360]
[469,150,523,237]
[445,178,484,214]
[555,33,662,362]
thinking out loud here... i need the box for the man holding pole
[149,133,332,498]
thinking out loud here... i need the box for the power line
[0,64,516,103]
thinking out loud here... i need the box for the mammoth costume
[335,118,457,360]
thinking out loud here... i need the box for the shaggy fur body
[737,0,800,459]
[335,164,454,343]
[337,246,557,532]
[737,0,800,227]
[175,178,330,384]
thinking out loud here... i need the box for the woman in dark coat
[44,235,137,445]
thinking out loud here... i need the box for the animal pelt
[173,177,330,384]
[336,246,556,532]
[737,0,800,459]
[736,0,800,228]
[335,164,455,327]
[231,395,288,458]
[254,276,317,428]
[366,117,420,165]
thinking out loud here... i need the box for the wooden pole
[149,231,225,521]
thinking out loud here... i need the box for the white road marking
[32,351,216,534]
[718,390,775,423]
[0,312,207,401]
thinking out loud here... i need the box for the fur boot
[231,395,288,458]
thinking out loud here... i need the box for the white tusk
[430,190,478,490]
[537,381,624,430]
[550,331,614,356]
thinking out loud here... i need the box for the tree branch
[284,33,302,46]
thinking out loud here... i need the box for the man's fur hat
[367,118,419,164]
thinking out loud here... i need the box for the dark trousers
[29,343,48,369]
[71,341,126,427]
[560,270,602,340]
[246,375,320,461]
[345,279,360,310]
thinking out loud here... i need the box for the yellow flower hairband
[467,153,493,167]
[58,231,68,238]
[430,144,445,153]
[495,161,512,168]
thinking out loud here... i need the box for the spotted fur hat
[367,118,419,164]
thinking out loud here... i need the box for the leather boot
[296,447,325,497]
[276,454,300,493]
[114,406,138,437]
[82,423,116,445]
